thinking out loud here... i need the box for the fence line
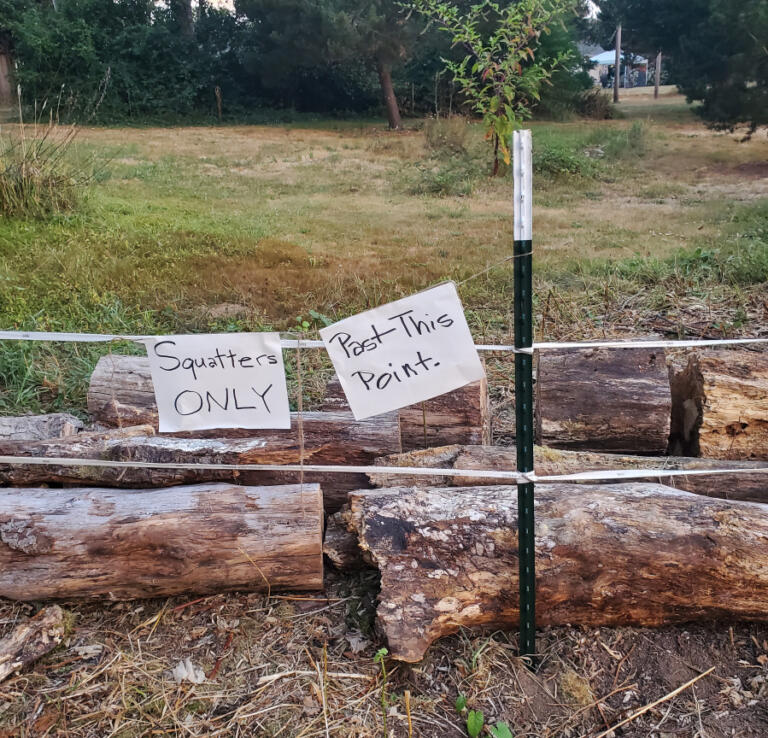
[1,454,767,486]
[1,330,767,353]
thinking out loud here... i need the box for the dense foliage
[1,0,590,123]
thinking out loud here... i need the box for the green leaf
[455,694,468,713]
[490,722,515,738]
[373,647,388,664]
[466,710,484,738]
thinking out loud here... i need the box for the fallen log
[535,348,671,455]
[0,482,323,600]
[322,377,490,451]
[88,354,486,451]
[669,350,768,459]
[0,605,65,683]
[0,415,398,512]
[346,483,768,662]
[0,413,82,441]
[369,444,768,502]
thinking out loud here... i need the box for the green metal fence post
[513,129,536,665]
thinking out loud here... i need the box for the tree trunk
[0,606,65,683]
[376,57,402,130]
[170,0,194,38]
[322,376,489,451]
[0,417,399,512]
[669,350,768,459]
[0,413,82,441]
[536,348,671,455]
[370,444,768,502]
[346,483,768,662]
[0,482,323,600]
[654,51,662,99]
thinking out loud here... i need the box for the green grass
[0,108,766,416]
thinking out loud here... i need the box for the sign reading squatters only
[145,333,291,432]
[320,282,486,420]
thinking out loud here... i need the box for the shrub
[0,121,88,218]
[576,88,614,120]
[407,154,479,196]
[423,116,469,155]
[533,143,593,177]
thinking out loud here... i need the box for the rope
[2,454,767,486]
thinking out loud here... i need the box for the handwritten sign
[145,333,291,432]
[319,282,485,420]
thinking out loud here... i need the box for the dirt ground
[2,569,768,737]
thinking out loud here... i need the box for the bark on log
[0,605,65,683]
[0,482,323,600]
[0,413,82,441]
[88,355,485,451]
[535,348,671,455]
[0,416,398,512]
[669,350,768,459]
[370,444,768,502]
[347,483,768,662]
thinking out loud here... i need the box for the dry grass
[2,576,768,737]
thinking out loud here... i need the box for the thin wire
[455,252,532,287]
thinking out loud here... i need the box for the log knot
[0,520,53,555]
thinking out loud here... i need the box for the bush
[423,116,469,155]
[407,154,479,196]
[576,88,614,120]
[0,122,88,218]
[533,143,593,177]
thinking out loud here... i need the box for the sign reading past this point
[145,333,291,432]
[320,282,485,420]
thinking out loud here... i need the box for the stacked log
[669,349,768,459]
[0,482,323,599]
[0,413,82,441]
[535,348,671,455]
[0,416,400,512]
[370,444,768,502]
[346,483,768,662]
[88,355,489,451]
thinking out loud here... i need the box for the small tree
[412,0,574,174]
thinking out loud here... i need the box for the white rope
[0,330,766,353]
[2,454,768,486]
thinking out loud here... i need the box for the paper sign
[145,333,291,432]
[319,282,485,420]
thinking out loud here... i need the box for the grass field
[1,95,768,737]
[1,92,767,416]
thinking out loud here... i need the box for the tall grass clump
[0,105,92,218]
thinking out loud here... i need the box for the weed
[424,116,469,155]
[407,154,480,196]
[374,647,389,733]
[466,709,484,737]
[0,122,90,218]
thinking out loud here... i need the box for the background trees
[1,0,764,133]
[594,0,767,134]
